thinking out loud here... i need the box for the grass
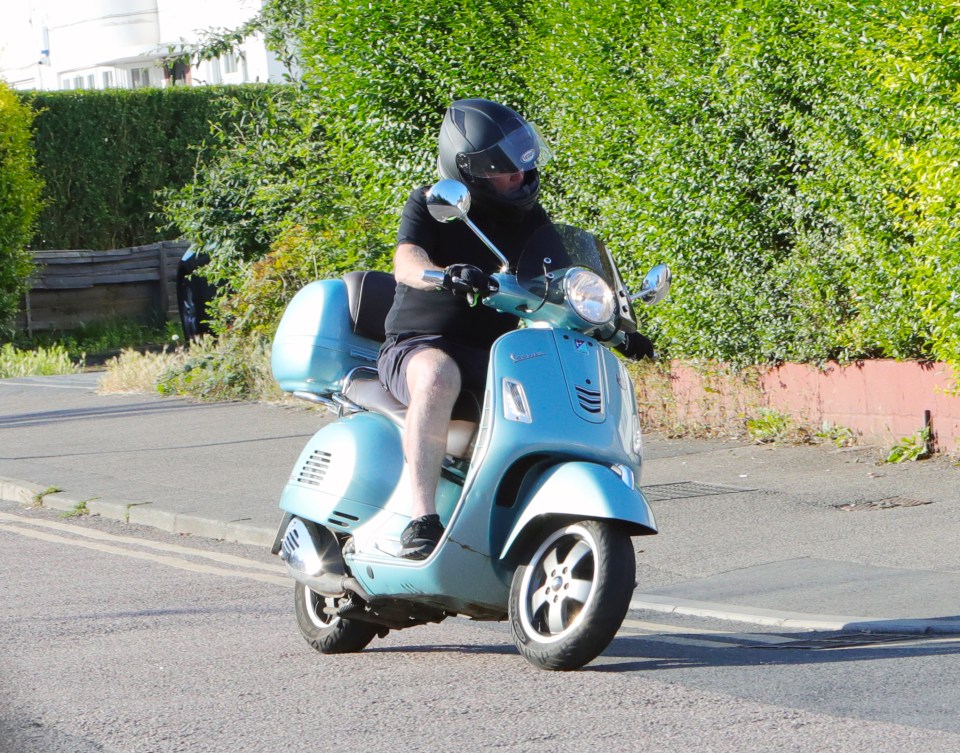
[0,343,81,378]
[60,498,92,518]
[746,408,797,444]
[4,318,185,380]
[814,422,857,448]
[30,486,63,508]
[99,335,288,403]
[97,347,185,394]
[21,318,183,362]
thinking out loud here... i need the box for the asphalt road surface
[2,502,959,753]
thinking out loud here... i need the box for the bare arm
[393,242,444,290]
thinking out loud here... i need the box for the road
[3,502,959,753]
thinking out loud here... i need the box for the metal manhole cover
[835,497,933,512]
[642,482,753,502]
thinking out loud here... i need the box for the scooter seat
[343,376,479,460]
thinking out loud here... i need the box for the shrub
[0,82,43,339]
[154,335,282,401]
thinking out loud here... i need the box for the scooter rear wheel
[294,584,379,654]
[509,520,635,670]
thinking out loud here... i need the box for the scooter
[269,179,671,670]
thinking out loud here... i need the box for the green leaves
[20,85,282,251]
[0,83,43,338]
[164,0,960,371]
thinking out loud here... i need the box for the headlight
[563,267,616,325]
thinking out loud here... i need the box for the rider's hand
[443,264,489,298]
[615,331,655,360]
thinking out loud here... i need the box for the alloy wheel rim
[304,585,341,629]
[518,524,599,644]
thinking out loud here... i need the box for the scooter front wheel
[294,584,379,654]
[509,520,635,670]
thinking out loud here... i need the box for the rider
[378,98,655,559]
[377,98,553,559]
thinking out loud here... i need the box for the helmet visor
[456,123,554,179]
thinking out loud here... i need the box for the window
[222,53,238,74]
[73,75,84,89]
[87,74,95,89]
[102,71,113,88]
[131,68,150,88]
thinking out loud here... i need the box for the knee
[407,349,461,402]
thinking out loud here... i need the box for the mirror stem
[462,217,511,272]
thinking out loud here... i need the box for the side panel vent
[297,450,332,486]
[574,385,603,414]
[328,510,360,528]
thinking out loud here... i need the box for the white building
[0,0,290,91]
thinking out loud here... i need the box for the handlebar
[422,269,445,287]
[421,266,634,351]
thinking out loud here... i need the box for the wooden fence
[18,241,190,335]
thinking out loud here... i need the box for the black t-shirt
[384,187,549,346]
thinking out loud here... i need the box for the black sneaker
[399,514,444,559]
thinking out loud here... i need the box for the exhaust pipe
[280,517,374,600]
[280,518,349,596]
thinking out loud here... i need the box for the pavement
[3,371,960,635]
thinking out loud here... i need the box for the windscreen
[516,224,637,330]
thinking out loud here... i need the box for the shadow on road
[0,400,230,429]
[592,627,960,673]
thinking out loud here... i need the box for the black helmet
[437,98,552,218]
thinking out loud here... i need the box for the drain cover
[835,497,933,512]
[642,482,752,502]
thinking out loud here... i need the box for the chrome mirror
[630,264,672,305]
[426,179,472,223]
[425,179,510,271]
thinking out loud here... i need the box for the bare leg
[402,348,461,519]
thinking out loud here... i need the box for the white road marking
[0,511,285,573]
[0,518,290,587]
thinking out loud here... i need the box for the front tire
[509,520,635,670]
[294,585,378,654]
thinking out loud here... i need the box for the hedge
[0,83,43,338]
[168,0,960,370]
[17,85,284,251]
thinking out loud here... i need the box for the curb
[630,595,960,636]
[0,475,275,548]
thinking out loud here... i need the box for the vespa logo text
[510,351,546,363]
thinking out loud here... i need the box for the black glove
[443,264,489,299]
[615,331,655,360]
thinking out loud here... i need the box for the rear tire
[509,520,635,670]
[293,584,378,654]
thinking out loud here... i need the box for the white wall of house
[0,0,290,91]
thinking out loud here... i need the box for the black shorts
[377,334,489,409]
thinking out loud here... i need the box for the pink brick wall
[664,360,960,453]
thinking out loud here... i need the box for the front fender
[499,461,657,560]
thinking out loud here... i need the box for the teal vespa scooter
[270,180,671,670]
